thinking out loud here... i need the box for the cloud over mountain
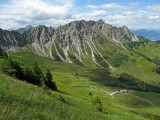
[0,0,160,30]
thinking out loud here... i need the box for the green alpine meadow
[0,0,160,120]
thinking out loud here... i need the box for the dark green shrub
[0,47,8,58]
[58,95,65,103]
[156,65,160,74]
[1,59,57,91]
[2,59,23,79]
[32,61,44,86]
[45,69,57,90]
[96,104,103,112]
[93,96,103,112]
[89,92,93,96]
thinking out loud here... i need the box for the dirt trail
[89,86,126,96]
[89,86,156,107]
[129,94,155,107]
[90,86,98,91]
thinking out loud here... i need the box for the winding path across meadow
[128,94,155,107]
[89,86,156,107]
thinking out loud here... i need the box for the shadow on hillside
[78,68,160,93]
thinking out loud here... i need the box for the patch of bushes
[89,68,110,81]
[0,47,8,58]
[109,52,129,67]
[58,95,65,103]
[94,54,109,67]
[1,59,57,91]
[106,73,160,93]
[88,92,93,96]
[156,65,160,74]
[124,41,147,50]
[93,96,103,112]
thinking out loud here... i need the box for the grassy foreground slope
[0,72,107,120]
[1,51,160,120]
[0,65,147,120]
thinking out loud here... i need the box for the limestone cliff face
[26,20,139,45]
[105,25,139,42]
[27,25,54,44]
[0,20,139,48]
[87,20,139,42]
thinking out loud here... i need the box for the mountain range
[133,29,160,40]
[0,19,139,68]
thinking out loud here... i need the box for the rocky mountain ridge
[0,20,139,48]
[15,25,34,36]
[0,20,139,68]
[0,28,27,49]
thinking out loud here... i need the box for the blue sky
[0,0,160,29]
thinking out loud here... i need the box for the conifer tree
[32,61,44,86]
[45,69,57,90]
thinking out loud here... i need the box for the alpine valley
[0,20,160,120]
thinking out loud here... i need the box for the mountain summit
[15,25,34,36]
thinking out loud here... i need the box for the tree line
[106,73,160,93]
[0,47,8,58]
[1,58,57,91]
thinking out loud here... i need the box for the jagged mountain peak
[27,25,54,44]
[121,25,128,30]
[0,28,26,48]
[25,25,33,29]
[15,25,34,36]
[32,25,54,35]
[96,19,105,25]
[0,20,139,49]
[59,20,91,31]
[35,25,49,29]
[56,19,139,42]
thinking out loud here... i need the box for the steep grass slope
[0,72,107,120]
[1,52,160,120]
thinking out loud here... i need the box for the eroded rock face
[0,20,139,49]
[87,20,139,42]
[27,25,54,44]
[26,20,139,45]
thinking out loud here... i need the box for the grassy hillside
[132,41,160,63]
[0,71,106,120]
[1,64,160,120]
[114,50,160,85]
[1,50,160,119]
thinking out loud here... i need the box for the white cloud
[87,3,138,10]
[0,1,160,30]
[0,0,73,29]
[149,15,160,20]
[105,11,160,29]
[129,3,139,8]
[73,10,108,20]
[81,3,160,29]
[71,9,160,29]
[147,4,160,10]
